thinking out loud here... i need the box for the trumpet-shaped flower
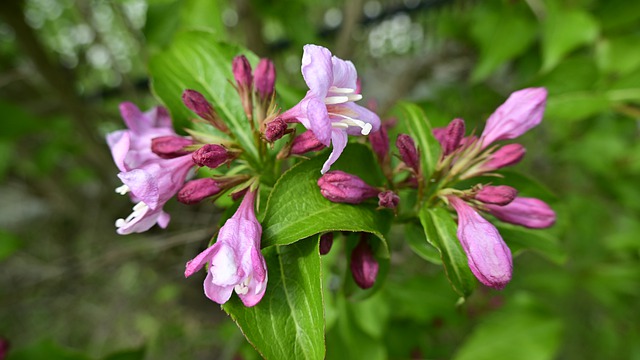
[449,196,512,289]
[184,190,267,307]
[282,44,380,173]
[106,103,194,234]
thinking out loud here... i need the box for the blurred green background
[1,0,639,359]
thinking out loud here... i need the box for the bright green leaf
[261,144,391,253]
[541,8,599,72]
[419,207,476,297]
[545,92,610,122]
[224,237,325,360]
[404,222,441,264]
[596,35,640,76]
[497,223,566,265]
[0,230,22,262]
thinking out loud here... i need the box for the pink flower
[106,103,194,234]
[282,45,380,173]
[485,197,556,229]
[449,196,513,290]
[184,190,267,307]
[480,88,547,148]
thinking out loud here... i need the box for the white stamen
[234,277,250,295]
[329,86,356,94]
[346,94,363,102]
[329,113,373,135]
[115,201,149,229]
[115,184,130,195]
[324,96,349,105]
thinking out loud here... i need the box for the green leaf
[224,237,325,360]
[261,144,391,252]
[541,8,599,72]
[497,223,566,265]
[102,347,146,360]
[149,31,260,164]
[419,207,476,297]
[404,222,441,264]
[0,230,22,262]
[545,92,610,122]
[392,102,441,180]
[9,339,90,360]
[470,3,537,82]
[453,310,563,360]
[596,35,640,76]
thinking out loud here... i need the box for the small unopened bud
[475,185,518,206]
[396,134,420,172]
[350,236,379,289]
[177,178,222,205]
[369,124,389,163]
[317,170,379,204]
[319,233,334,255]
[378,190,399,209]
[442,118,466,156]
[182,90,228,132]
[291,130,326,155]
[192,144,235,169]
[151,135,194,159]
[484,144,526,171]
[254,58,276,101]
[232,55,253,89]
[485,197,556,229]
[264,117,288,142]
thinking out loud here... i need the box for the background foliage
[1,0,639,359]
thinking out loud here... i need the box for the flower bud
[481,87,547,148]
[378,190,399,209]
[264,117,288,142]
[151,135,194,159]
[369,123,389,163]
[485,197,556,229]
[483,144,526,171]
[232,55,253,90]
[350,236,379,289]
[449,196,512,290]
[319,233,334,255]
[441,118,466,156]
[475,185,518,206]
[290,130,326,155]
[396,134,420,172]
[177,178,222,205]
[254,58,276,101]
[182,90,228,133]
[317,171,379,204]
[192,144,235,169]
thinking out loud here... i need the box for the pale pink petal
[157,211,170,228]
[118,169,160,210]
[301,45,333,97]
[304,96,332,146]
[203,270,235,304]
[321,129,348,174]
[184,242,222,277]
[341,102,381,136]
[331,57,357,90]
[119,102,146,133]
[106,130,130,172]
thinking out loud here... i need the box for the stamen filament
[115,184,130,195]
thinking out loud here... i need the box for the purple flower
[282,45,380,173]
[485,197,556,229]
[449,196,512,290]
[106,103,194,234]
[480,88,547,148]
[184,189,267,307]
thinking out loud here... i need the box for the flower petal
[106,130,130,172]
[203,270,235,304]
[331,57,357,90]
[119,102,146,133]
[304,96,332,146]
[117,169,160,210]
[184,242,222,277]
[321,129,348,174]
[301,44,333,97]
[341,102,381,136]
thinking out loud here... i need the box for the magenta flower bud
[192,144,234,169]
[290,130,327,155]
[177,178,222,205]
[485,197,556,229]
[317,170,379,204]
[182,90,229,132]
[481,87,547,148]
[319,232,334,255]
[232,55,253,90]
[254,58,276,101]
[484,144,526,171]
[396,134,420,172]
[264,117,288,142]
[369,123,389,163]
[449,196,512,290]
[151,135,194,159]
[475,185,518,206]
[350,236,379,289]
[442,118,466,156]
[378,190,400,209]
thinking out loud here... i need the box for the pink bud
[369,123,389,163]
[483,144,526,171]
[319,233,334,255]
[317,170,379,204]
[192,144,234,169]
[475,185,518,206]
[232,55,253,90]
[177,178,222,205]
[254,58,276,101]
[182,89,215,120]
[378,190,400,209]
[264,117,288,142]
[151,135,194,159]
[396,134,420,172]
[291,130,327,155]
[485,197,556,229]
[449,196,512,290]
[481,87,547,148]
[350,236,379,289]
[441,118,466,156]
